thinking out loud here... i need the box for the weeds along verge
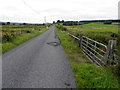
[1,25,48,54]
[68,27,120,81]
[56,24,120,88]
[2,30,32,43]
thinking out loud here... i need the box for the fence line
[68,33,117,66]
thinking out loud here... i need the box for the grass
[64,23,119,46]
[2,43,16,53]
[2,24,45,31]
[56,27,120,88]
[1,26,48,54]
[66,23,118,33]
[72,64,119,88]
[0,44,2,54]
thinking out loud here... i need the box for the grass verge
[2,29,47,54]
[56,28,120,88]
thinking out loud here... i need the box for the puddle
[65,82,71,86]
[47,42,60,47]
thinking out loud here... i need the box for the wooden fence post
[105,40,117,65]
[79,34,83,47]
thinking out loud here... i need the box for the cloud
[0,0,119,23]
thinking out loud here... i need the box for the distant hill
[0,21,23,25]
[0,21,44,25]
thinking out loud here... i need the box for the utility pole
[44,16,48,29]
[44,16,46,24]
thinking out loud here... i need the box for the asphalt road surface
[2,26,76,88]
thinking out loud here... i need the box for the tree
[7,22,10,25]
[57,20,61,23]
[23,23,26,25]
[61,20,64,23]
[2,23,6,25]
[53,21,55,24]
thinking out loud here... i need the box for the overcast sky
[0,0,119,23]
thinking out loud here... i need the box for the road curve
[2,26,76,88]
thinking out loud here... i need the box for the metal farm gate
[68,33,117,66]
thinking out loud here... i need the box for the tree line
[53,19,120,26]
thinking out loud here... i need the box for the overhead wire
[23,0,48,23]
[23,0,41,16]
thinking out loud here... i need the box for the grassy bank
[2,30,47,53]
[1,24,48,54]
[56,28,120,88]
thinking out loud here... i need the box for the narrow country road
[2,26,76,88]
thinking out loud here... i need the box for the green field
[56,23,120,88]
[66,23,118,33]
[1,24,48,54]
[64,23,119,46]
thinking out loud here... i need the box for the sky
[0,0,120,23]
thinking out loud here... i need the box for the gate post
[79,34,83,47]
[105,39,117,65]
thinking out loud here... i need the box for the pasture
[64,23,119,45]
[1,24,48,54]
